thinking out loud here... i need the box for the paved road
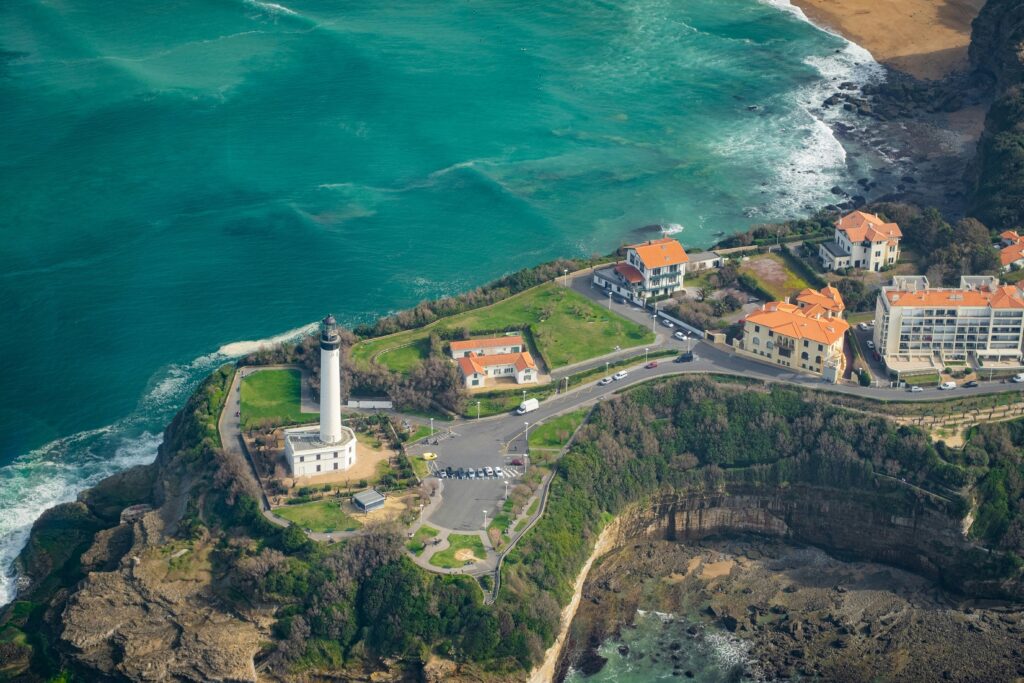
[413,272,1024,535]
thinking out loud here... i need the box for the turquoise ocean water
[0,0,882,603]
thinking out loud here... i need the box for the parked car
[747,297,760,304]
[962,380,979,388]
[939,381,957,390]
[675,351,694,363]
[517,398,540,415]
[1013,373,1024,383]
[613,370,628,380]
[909,385,924,393]
[645,361,659,369]
[422,452,438,460]
[467,469,476,479]
[660,318,675,328]
[598,376,613,386]
[612,294,625,304]
[484,466,494,477]
[437,470,447,479]
[494,466,504,477]
[457,468,465,479]
[476,468,485,478]
[872,351,881,362]
[673,331,687,341]
[509,458,524,466]
[857,322,869,331]
[445,467,453,477]
[865,340,875,349]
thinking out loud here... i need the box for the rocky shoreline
[812,67,991,218]
[559,538,1024,682]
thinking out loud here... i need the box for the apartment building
[873,275,1024,371]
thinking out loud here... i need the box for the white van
[516,398,540,415]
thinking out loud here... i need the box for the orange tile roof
[1000,230,1020,241]
[1001,242,1024,266]
[457,351,536,376]
[885,285,1024,309]
[614,263,644,284]
[796,285,845,313]
[627,237,689,268]
[450,335,524,352]
[835,210,902,243]
[745,302,849,345]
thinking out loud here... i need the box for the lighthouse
[284,315,356,479]
[319,315,343,444]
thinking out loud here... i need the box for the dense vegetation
[971,87,1024,231]
[495,377,1024,667]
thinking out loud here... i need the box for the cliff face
[966,0,1024,229]
[617,484,1024,602]
[969,0,1024,92]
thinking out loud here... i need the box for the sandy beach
[791,0,986,80]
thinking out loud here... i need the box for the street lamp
[605,361,609,375]
[645,347,649,363]
[483,510,488,529]
[522,389,527,402]
[607,290,612,310]
[564,268,569,286]
[476,400,481,420]
[652,300,658,334]
[430,417,434,437]
[523,421,530,474]
[504,480,510,500]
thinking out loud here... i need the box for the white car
[484,466,494,477]
[857,322,869,331]
[598,376,613,386]
[673,331,687,341]
[939,381,957,390]
[660,318,674,328]
[865,340,875,349]
[612,370,628,380]
[1013,373,1024,383]
[494,466,504,477]
[909,385,924,393]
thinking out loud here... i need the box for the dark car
[445,466,453,477]
[674,351,694,363]
[612,294,625,304]
[962,380,979,388]
[509,458,524,467]
[456,467,465,479]
[644,361,659,369]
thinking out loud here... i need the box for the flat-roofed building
[735,301,848,382]
[353,489,385,513]
[873,275,1024,373]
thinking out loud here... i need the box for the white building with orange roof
[592,236,690,302]
[873,276,1024,372]
[818,210,902,272]
[456,350,538,388]
[997,232,1024,271]
[735,301,848,382]
[449,334,526,359]
[795,284,845,317]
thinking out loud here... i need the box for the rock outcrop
[617,484,1023,602]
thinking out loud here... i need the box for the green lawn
[529,409,588,449]
[406,525,439,556]
[407,425,433,443]
[429,533,487,569]
[353,282,654,372]
[240,369,316,429]
[903,374,942,387]
[739,253,812,301]
[410,455,431,479]
[273,499,362,533]
[846,311,875,325]
[488,500,515,549]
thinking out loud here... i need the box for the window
[299,456,304,463]
[753,337,760,346]
[334,463,339,470]
[317,453,321,460]
[801,352,809,360]
[316,464,321,472]
[818,344,823,351]
[472,379,479,386]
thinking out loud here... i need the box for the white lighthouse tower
[284,315,356,478]
[319,315,343,444]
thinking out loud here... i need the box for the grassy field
[529,409,588,449]
[352,282,654,372]
[739,253,812,300]
[846,311,875,325]
[903,374,942,387]
[273,499,362,533]
[410,455,431,479]
[407,424,432,443]
[240,369,316,429]
[487,499,516,550]
[429,533,487,569]
[406,525,439,556]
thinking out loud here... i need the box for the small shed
[353,489,386,513]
